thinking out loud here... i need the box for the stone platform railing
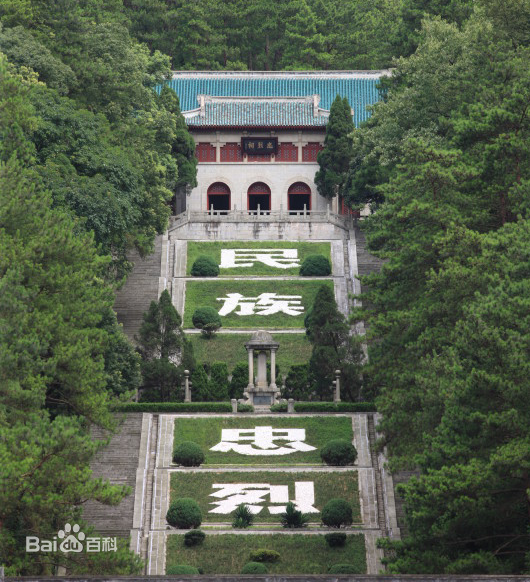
[169,206,355,231]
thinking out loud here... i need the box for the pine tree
[137,289,191,401]
[315,95,354,200]
[307,286,362,400]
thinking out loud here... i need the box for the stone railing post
[183,370,191,402]
[333,369,341,403]
[288,398,295,413]
[231,399,238,413]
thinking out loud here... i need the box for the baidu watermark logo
[26,523,117,553]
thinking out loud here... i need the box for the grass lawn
[187,240,332,276]
[183,279,334,329]
[169,470,360,523]
[166,533,366,574]
[188,333,312,373]
[173,416,354,465]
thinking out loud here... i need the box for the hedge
[294,402,376,412]
[112,402,232,413]
[236,403,254,413]
[270,402,288,412]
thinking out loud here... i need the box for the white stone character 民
[210,426,316,455]
[220,249,300,269]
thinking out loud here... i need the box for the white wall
[188,129,326,212]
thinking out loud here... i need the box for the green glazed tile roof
[183,96,329,128]
[165,71,387,127]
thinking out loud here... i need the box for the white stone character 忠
[210,426,316,455]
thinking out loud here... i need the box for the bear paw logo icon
[58,523,85,553]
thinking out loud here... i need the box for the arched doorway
[207,182,231,213]
[247,182,271,214]
[288,182,311,213]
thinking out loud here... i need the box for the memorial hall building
[166,71,386,215]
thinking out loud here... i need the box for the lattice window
[288,182,311,195]
[208,182,231,196]
[276,143,299,162]
[220,143,243,162]
[248,182,271,195]
[196,142,216,162]
[302,142,323,162]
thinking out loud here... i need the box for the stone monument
[243,330,280,406]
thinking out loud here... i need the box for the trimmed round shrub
[249,549,281,563]
[329,563,358,574]
[299,254,331,276]
[166,498,202,529]
[192,307,222,330]
[183,529,206,547]
[166,564,200,575]
[191,256,219,277]
[173,441,205,467]
[325,532,347,547]
[321,498,353,528]
[320,439,357,466]
[241,562,267,574]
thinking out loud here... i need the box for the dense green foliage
[166,498,202,529]
[166,564,200,575]
[0,57,142,575]
[183,530,206,547]
[279,502,310,529]
[320,440,358,466]
[172,441,205,466]
[282,364,311,400]
[113,401,232,413]
[306,285,363,400]
[321,499,354,528]
[328,563,358,574]
[315,96,354,200]
[241,562,267,574]
[229,362,248,399]
[121,0,403,71]
[299,254,332,276]
[232,504,254,529]
[137,289,194,402]
[325,533,347,548]
[191,255,220,277]
[249,549,281,563]
[192,306,222,337]
[0,2,197,279]
[346,0,530,573]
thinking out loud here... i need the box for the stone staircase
[114,236,163,342]
[83,414,144,538]
[353,223,384,292]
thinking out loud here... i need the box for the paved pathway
[131,413,394,576]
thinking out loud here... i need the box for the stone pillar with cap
[334,369,341,403]
[183,370,191,403]
[247,348,255,391]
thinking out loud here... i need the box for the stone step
[83,414,144,538]
[114,236,163,342]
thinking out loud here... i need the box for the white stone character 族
[216,293,304,316]
[219,248,300,269]
[210,426,316,456]
[209,481,318,515]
